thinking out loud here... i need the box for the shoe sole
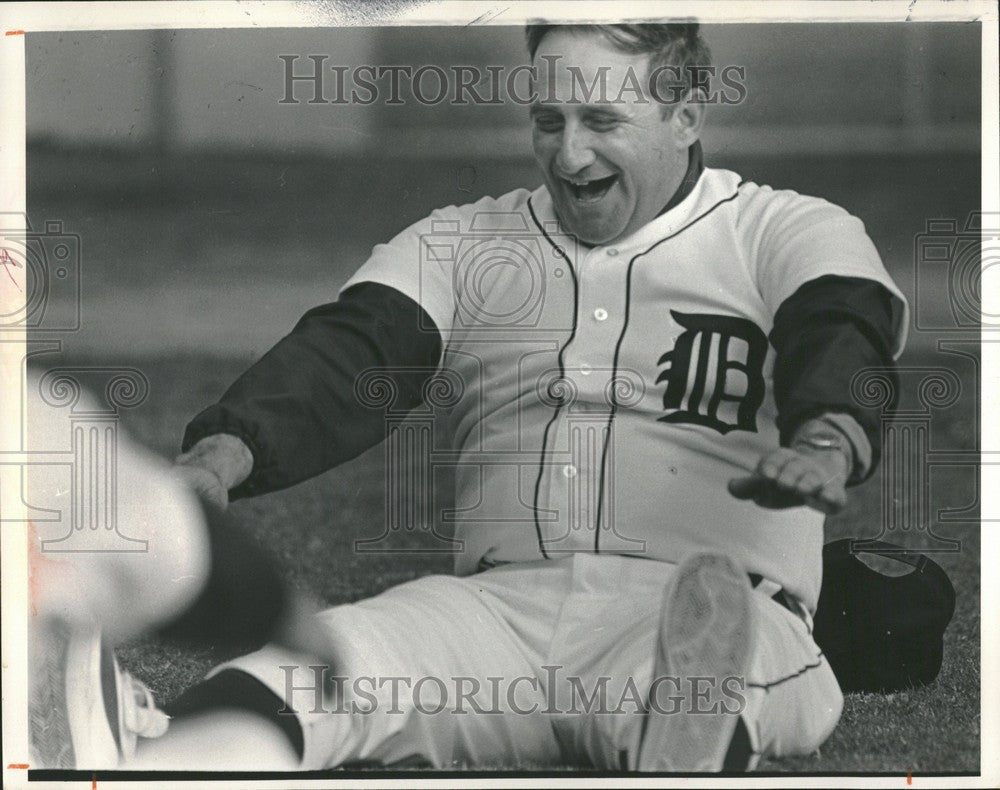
[29,619,77,768]
[29,619,120,768]
[638,553,757,772]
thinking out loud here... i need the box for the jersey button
[606,248,619,257]
[594,308,608,322]
[563,464,578,478]
[580,363,592,375]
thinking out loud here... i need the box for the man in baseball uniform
[30,23,907,772]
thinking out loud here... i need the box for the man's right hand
[173,434,254,511]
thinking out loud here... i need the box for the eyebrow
[582,106,622,118]
[529,103,623,117]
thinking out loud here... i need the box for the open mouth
[563,174,619,204]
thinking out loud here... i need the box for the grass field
[24,145,982,774]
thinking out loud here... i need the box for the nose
[555,122,597,175]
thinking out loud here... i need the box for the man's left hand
[728,424,853,515]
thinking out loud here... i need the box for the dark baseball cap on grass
[813,539,957,694]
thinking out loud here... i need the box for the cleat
[638,553,757,772]
[29,618,169,769]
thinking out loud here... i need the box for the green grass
[36,350,979,775]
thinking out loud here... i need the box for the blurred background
[20,24,983,771]
[25,24,980,357]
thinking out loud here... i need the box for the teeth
[564,174,617,203]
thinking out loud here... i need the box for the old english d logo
[656,311,768,434]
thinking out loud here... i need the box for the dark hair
[525,23,712,110]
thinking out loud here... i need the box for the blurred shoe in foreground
[29,618,169,768]
[25,372,330,767]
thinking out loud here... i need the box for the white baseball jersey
[340,166,909,611]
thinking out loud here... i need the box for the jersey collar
[656,140,705,218]
[529,143,739,256]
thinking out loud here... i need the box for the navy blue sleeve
[769,275,901,482]
[182,282,443,499]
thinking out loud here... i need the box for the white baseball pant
[213,552,842,769]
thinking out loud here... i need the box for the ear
[668,88,707,149]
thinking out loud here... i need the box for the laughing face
[530,29,703,246]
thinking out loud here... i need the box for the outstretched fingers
[728,447,847,514]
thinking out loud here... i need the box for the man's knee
[760,658,844,757]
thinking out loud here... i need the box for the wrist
[177,434,254,491]
[790,418,853,477]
